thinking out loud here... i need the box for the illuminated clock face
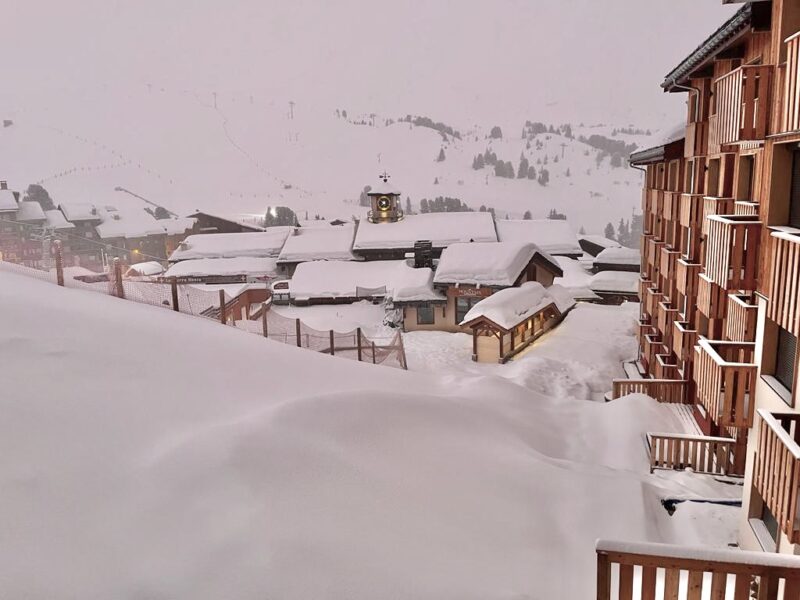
[377,196,392,211]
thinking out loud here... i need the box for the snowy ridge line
[596,539,800,568]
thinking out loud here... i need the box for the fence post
[54,240,64,286]
[330,330,335,355]
[113,258,124,299]
[295,318,302,347]
[372,341,377,364]
[171,277,179,312]
[396,331,408,370]
[219,290,226,324]
[262,304,269,338]
[357,328,362,361]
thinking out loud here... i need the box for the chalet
[276,222,358,276]
[461,282,575,363]
[578,234,620,257]
[400,241,563,333]
[57,202,104,270]
[187,211,265,234]
[495,219,583,258]
[591,247,640,273]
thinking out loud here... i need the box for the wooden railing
[701,196,734,237]
[704,215,762,290]
[647,432,738,475]
[697,273,728,320]
[684,120,708,158]
[611,379,687,403]
[726,293,758,342]
[659,248,680,301]
[643,334,664,374]
[637,277,652,304]
[646,237,665,275]
[707,113,721,156]
[694,339,757,428]
[644,286,664,322]
[672,321,697,362]
[715,64,772,145]
[662,192,682,249]
[768,229,800,337]
[734,200,759,216]
[753,409,800,544]
[653,354,680,380]
[596,539,800,600]
[675,258,700,299]
[640,235,654,278]
[781,31,800,133]
[656,301,679,345]
[679,193,703,229]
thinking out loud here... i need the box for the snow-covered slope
[0,271,740,599]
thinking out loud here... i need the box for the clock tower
[367,172,404,224]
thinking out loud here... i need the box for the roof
[187,211,265,232]
[0,189,18,212]
[495,219,581,256]
[59,202,101,222]
[553,257,601,301]
[433,241,561,287]
[277,224,357,264]
[593,247,641,267]
[661,4,751,91]
[289,260,442,302]
[460,282,575,330]
[15,201,46,222]
[169,229,294,261]
[588,271,639,294]
[629,123,686,166]
[125,261,165,277]
[367,179,401,196]
[44,210,75,230]
[164,257,278,278]
[95,206,167,240]
[160,217,195,236]
[353,212,497,251]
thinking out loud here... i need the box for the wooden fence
[647,432,738,475]
[611,379,687,404]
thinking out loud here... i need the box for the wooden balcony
[672,321,697,362]
[694,339,757,429]
[646,237,665,277]
[643,286,664,321]
[647,432,738,475]
[653,354,679,380]
[679,193,703,229]
[640,235,654,277]
[684,120,708,158]
[767,229,800,337]
[697,273,728,320]
[648,189,663,216]
[611,379,686,403]
[753,410,800,544]
[704,215,762,291]
[643,333,664,374]
[662,192,682,248]
[656,300,679,344]
[707,113,721,156]
[675,258,701,299]
[734,200,759,216]
[726,293,758,342]
[659,248,680,300]
[637,277,652,304]
[701,196,734,237]
[780,30,800,133]
[596,539,800,600]
[715,64,772,145]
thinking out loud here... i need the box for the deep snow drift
[0,272,737,599]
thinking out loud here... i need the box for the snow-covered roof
[277,224,356,264]
[433,241,560,287]
[353,212,497,251]
[164,257,278,278]
[460,282,575,329]
[59,202,101,222]
[95,206,167,240]
[15,201,46,222]
[44,209,76,230]
[579,235,620,250]
[594,247,641,266]
[125,261,165,277]
[0,189,18,212]
[368,179,401,196]
[554,257,601,301]
[289,260,442,302]
[588,271,639,294]
[169,229,294,261]
[160,217,195,236]
[495,219,581,256]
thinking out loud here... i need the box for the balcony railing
[643,333,664,374]
[726,293,758,342]
[694,339,757,429]
[704,215,762,291]
[781,31,800,133]
[684,120,708,158]
[753,409,800,544]
[646,237,665,273]
[734,200,759,216]
[637,277,652,304]
[647,432,738,475]
[643,287,664,322]
[675,258,700,299]
[656,300,679,345]
[768,229,800,337]
[672,320,697,363]
[596,539,800,600]
[715,64,772,145]
[707,113,721,156]
[611,379,686,403]
[679,193,703,229]
[653,354,679,380]
[701,196,734,237]
[697,273,728,320]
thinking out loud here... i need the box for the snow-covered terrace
[434,241,560,287]
[496,219,582,257]
[164,257,278,278]
[169,228,294,261]
[352,212,497,250]
[461,281,575,329]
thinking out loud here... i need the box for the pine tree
[579,226,586,235]
[405,197,412,215]
[23,184,55,211]
[527,165,537,180]
[604,222,616,240]
[434,177,439,185]
[565,168,571,177]
[523,210,532,220]
[490,126,503,139]
[437,148,446,162]
[537,169,550,186]
[517,156,530,178]
[420,198,429,213]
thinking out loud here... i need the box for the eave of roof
[661,4,752,92]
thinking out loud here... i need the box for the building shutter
[790,150,800,228]
[775,326,797,393]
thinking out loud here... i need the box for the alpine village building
[609,0,800,586]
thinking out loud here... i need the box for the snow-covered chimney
[0,181,7,190]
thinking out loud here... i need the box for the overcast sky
[2,0,736,128]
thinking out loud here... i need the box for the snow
[0,189,17,212]
[44,209,75,230]
[594,246,641,266]
[579,234,620,250]
[164,257,278,278]
[0,272,744,599]
[495,219,582,256]
[289,259,441,302]
[160,217,196,236]
[433,241,558,287]
[169,229,294,261]
[553,256,599,300]
[352,212,497,250]
[272,302,390,336]
[277,223,356,263]
[125,261,165,277]
[367,179,401,195]
[589,270,640,294]
[58,202,100,222]
[15,200,46,222]
[460,281,575,329]
[95,205,168,239]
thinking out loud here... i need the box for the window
[416,304,435,325]
[775,326,797,395]
[455,297,479,324]
[749,496,779,553]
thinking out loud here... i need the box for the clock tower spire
[367,172,404,224]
